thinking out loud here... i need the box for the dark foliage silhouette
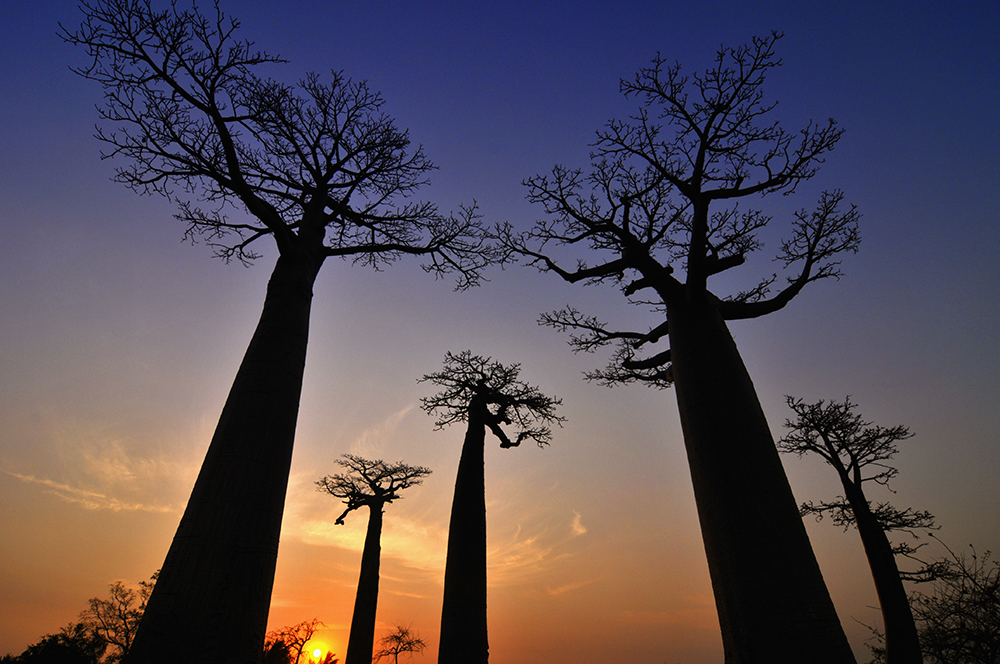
[779,397,937,664]
[419,351,564,664]
[262,619,323,664]
[866,542,1000,664]
[316,456,431,664]
[373,625,427,664]
[61,2,496,661]
[1,573,158,664]
[261,640,293,664]
[2,623,106,664]
[501,33,860,662]
[912,544,1000,664]
[78,572,157,664]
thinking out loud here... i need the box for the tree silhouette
[779,397,938,664]
[912,543,1000,664]
[61,2,495,662]
[373,625,427,664]
[263,619,322,664]
[501,33,860,661]
[316,456,431,664]
[78,572,157,663]
[419,351,564,664]
[865,541,1000,664]
[3,623,106,664]
[261,640,293,664]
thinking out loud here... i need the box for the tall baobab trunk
[841,481,922,663]
[438,399,489,664]
[668,299,856,664]
[128,250,323,664]
[345,504,385,664]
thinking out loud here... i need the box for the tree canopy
[779,396,938,569]
[502,32,860,386]
[79,573,157,663]
[374,625,427,664]
[316,455,431,525]
[419,350,565,447]
[61,0,496,285]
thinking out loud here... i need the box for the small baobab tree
[62,2,494,662]
[374,625,427,664]
[500,32,860,661]
[419,350,564,664]
[779,396,938,664]
[317,456,431,664]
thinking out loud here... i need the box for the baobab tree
[419,351,564,664]
[779,396,938,664]
[316,456,431,664]
[374,625,427,664]
[61,2,494,662]
[501,33,860,661]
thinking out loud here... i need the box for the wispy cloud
[294,513,448,573]
[283,452,593,595]
[349,405,415,458]
[485,508,594,587]
[6,470,174,512]
[618,594,717,629]
[4,418,204,513]
[546,579,596,596]
[488,524,562,584]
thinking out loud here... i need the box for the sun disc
[313,649,322,658]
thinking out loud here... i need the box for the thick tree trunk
[438,401,489,664]
[345,504,385,664]
[127,252,322,664]
[842,481,922,663]
[667,299,856,663]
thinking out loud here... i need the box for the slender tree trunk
[438,400,488,664]
[667,298,856,664]
[127,250,323,664]
[345,504,385,664]
[841,481,922,663]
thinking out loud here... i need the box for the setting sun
[303,638,336,663]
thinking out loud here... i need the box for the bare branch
[316,454,431,524]
[580,341,674,389]
[537,306,650,353]
[62,0,497,285]
[374,624,427,663]
[779,396,913,487]
[719,190,860,319]
[512,33,857,382]
[419,351,564,448]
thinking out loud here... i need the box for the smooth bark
[345,505,385,664]
[841,481,922,663]
[127,250,323,664]
[437,399,489,664]
[668,298,856,663]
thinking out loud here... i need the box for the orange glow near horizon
[303,637,336,662]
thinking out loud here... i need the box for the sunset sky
[2,1,998,662]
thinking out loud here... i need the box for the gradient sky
[2,1,998,662]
